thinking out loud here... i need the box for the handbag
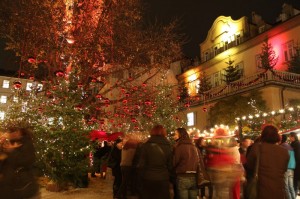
[196,147,211,188]
[245,143,261,199]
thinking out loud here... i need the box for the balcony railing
[188,70,300,106]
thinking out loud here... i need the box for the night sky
[1,0,300,71]
[143,0,300,58]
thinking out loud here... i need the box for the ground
[41,171,114,199]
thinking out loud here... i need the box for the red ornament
[29,76,35,80]
[28,57,36,64]
[13,81,22,89]
[74,104,83,111]
[142,83,147,87]
[145,100,151,106]
[95,94,102,99]
[202,107,207,112]
[77,83,83,88]
[131,118,137,123]
[184,103,190,108]
[91,78,97,83]
[54,70,65,77]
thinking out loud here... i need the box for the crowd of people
[102,124,300,199]
[1,124,299,199]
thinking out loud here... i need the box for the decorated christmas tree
[198,71,212,94]
[0,0,183,186]
[259,39,278,71]
[223,58,241,84]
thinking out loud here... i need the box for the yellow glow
[221,22,238,43]
[188,74,197,82]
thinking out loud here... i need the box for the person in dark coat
[108,138,123,199]
[289,131,300,196]
[173,128,199,199]
[0,127,39,199]
[246,125,289,199]
[138,125,173,199]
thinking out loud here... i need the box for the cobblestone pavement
[41,172,114,199]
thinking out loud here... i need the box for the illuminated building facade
[178,3,300,132]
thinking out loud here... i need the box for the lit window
[2,80,9,88]
[187,112,195,126]
[0,112,5,120]
[26,82,33,91]
[0,96,7,103]
[13,97,18,102]
[37,84,43,91]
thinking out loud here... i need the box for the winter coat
[290,140,300,180]
[281,142,296,169]
[173,138,198,174]
[0,136,39,199]
[138,135,173,181]
[246,142,289,199]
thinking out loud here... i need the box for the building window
[236,34,241,45]
[212,71,221,87]
[0,112,4,120]
[187,112,196,126]
[214,46,218,56]
[204,52,209,61]
[224,41,229,50]
[282,41,294,62]
[2,80,10,88]
[26,82,33,91]
[255,54,262,71]
[236,62,244,77]
[0,96,7,103]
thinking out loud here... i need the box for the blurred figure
[170,131,180,199]
[246,125,289,199]
[99,141,111,179]
[206,128,240,199]
[173,128,199,199]
[195,137,213,199]
[118,136,140,199]
[289,132,300,196]
[238,137,252,168]
[108,138,123,199]
[0,127,39,199]
[238,137,252,199]
[281,134,296,199]
[91,139,102,177]
[228,138,244,199]
[138,125,173,199]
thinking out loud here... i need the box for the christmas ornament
[13,81,22,89]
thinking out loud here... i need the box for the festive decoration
[0,0,183,187]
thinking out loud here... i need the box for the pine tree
[198,71,212,94]
[139,85,185,133]
[0,0,183,186]
[223,58,241,84]
[287,46,300,74]
[259,39,278,71]
[178,83,189,103]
